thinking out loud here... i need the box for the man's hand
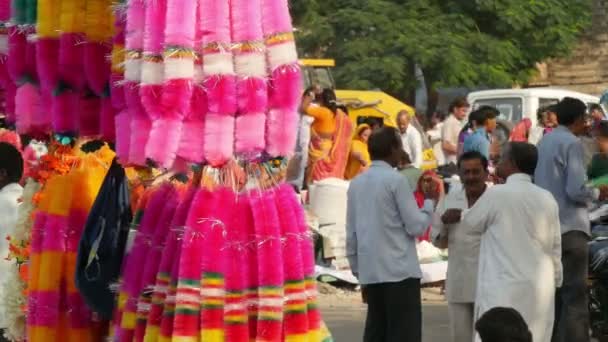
[441,209,462,225]
[600,185,608,201]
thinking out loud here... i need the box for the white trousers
[448,302,475,342]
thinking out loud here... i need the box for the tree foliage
[291,0,592,104]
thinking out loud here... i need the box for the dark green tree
[291,0,592,111]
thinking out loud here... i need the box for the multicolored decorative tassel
[143,187,196,342]
[58,0,86,90]
[36,0,60,93]
[134,187,179,342]
[114,184,173,341]
[276,184,310,340]
[290,185,322,340]
[262,0,301,157]
[201,0,236,166]
[172,189,208,342]
[231,0,268,159]
[249,188,285,341]
[223,193,251,341]
[14,82,39,134]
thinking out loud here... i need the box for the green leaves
[291,0,592,100]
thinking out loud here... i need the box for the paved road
[321,301,449,341]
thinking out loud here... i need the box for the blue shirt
[463,127,490,158]
[535,126,598,236]
[346,161,434,285]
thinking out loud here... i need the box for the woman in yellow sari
[301,89,353,185]
[344,124,372,180]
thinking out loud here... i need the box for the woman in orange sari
[344,124,372,180]
[301,89,353,184]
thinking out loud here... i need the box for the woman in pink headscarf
[509,118,532,142]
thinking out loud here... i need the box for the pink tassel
[100,97,116,141]
[52,89,78,133]
[78,95,101,137]
[204,75,237,115]
[15,83,39,134]
[146,118,182,169]
[177,82,206,163]
[203,113,234,167]
[176,7,205,164]
[261,0,301,157]
[114,109,131,164]
[7,26,26,84]
[0,1,9,20]
[24,28,36,82]
[249,189,285,341]
[31,89,52,134]
[235,113,266,157]
[140,0,165,121]
[124,0,146,165]
[58,33,85,90]
[3,82,15,125]
[84,41,111,95]
[36,38,60,93]
[265,107,298,157]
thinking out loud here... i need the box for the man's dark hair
[0,142,23,184]
[504,142,538,176]
[475,307,532,342]
[590,103,604,113]
[470,106,499,127]
[458,151,489,171]
[320,88,339,114]
[555,97,587,126]
[368,127,401,161]
[399,149,412,165]
[448,96,469,113]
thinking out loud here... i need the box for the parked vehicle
[467,88,600,149]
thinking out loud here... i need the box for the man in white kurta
[456,142,562,342]
[432,151,489,342]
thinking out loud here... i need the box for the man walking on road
[397,111,424,169]
[346,127,442,342]
[432,151,489,342]
[535,97,608,342]
[442,97,469,165]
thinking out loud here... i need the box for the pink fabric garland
[231,0,268,159]
[261,0,302,157]
[201,0,236,167]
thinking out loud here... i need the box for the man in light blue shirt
[346,127,441,342]
[463,106,498,160]
[535,97,608,342]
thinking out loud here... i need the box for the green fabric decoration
[12,0,27,25]
[25,0,36,25]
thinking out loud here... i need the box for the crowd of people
[346,96,608,342]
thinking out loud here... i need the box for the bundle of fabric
[110,166,332,342]
[25,142,114,342]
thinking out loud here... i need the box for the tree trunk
[426,82,439,116]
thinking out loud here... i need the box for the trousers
[363,278,421,342]
[552,231,589,342]
[448,302,474,342]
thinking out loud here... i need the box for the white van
[467,88,600,127]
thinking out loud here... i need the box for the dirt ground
[318,284,449,341]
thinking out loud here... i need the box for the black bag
[75,158,132,319]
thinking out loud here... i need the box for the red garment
[510,118,532,142]
[414,170,437,242]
